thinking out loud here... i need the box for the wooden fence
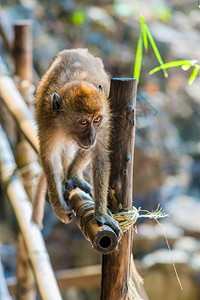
[0,20,148,300]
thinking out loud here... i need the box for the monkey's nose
[89,137,95,145]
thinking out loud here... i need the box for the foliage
[133,15,199,85]
[72,11,86,26]
[134,15,168,84]
[150,60,200,85]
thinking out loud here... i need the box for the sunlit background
[0,0,200,299]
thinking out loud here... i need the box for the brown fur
[32,49,120,235]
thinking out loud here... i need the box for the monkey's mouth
[77,142,92,150]
[76,141,95,150]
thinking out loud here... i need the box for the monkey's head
[52,81,109,150]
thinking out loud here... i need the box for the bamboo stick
[13,21,36,300]
[0,125,62,300]
[16,234,36,300]
[13,20,33,83]
[68,189,118,254]
[0,72,39,153]
[0,23,40,85]
[101,78,137,300]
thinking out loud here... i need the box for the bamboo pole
[0,72,39,153]
[13,21,36,300]
[0,23,40,85]
[68,189,118,254]
[16,234,36,300]
[0,125,62,300]
[101,78,137,300]
[13,20,33,83]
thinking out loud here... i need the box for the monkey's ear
[52,92,62,114]
[98,85,103,94]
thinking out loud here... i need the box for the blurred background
[0,0,200,299]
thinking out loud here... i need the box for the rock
[149,22,181,44]
[161,165,192,203]
[143,262,199,300]
[142,249,200,300]
[133,222,183,255]
[142,248,190,267]
[190,252,200,271]
[87,7,116,33]
[167,195,200,236]
[174,236,200,254]
[133,224,161,255]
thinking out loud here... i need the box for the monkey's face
[51,83,108,150]
[72,114,103,150]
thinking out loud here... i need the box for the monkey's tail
[32,170,47,230]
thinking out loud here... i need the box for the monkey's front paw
[95,212,122,239]
[53,207,73,224]
[65,177,93,200]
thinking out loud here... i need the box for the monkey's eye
[79,119,88,125]
[93,116,102,124]
[99,85,103,94]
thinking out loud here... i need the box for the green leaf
[140,15,148,52]
[189,66,199,85]
[72,11,86,26]
[181,64,191,71]
[149,60,194,75]
[133,33,143,84]
[145,25,168,78]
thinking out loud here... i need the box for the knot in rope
[113,206,139,232]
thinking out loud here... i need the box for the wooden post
[13,21,36,300]
[101,78,137,300]
[13,20,33,83]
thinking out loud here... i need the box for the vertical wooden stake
[13,20,36,300]
[101,78,137,300]
[13,20,33,83]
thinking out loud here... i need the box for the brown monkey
[32,49,121,236]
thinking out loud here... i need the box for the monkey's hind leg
[32,170,47,229]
